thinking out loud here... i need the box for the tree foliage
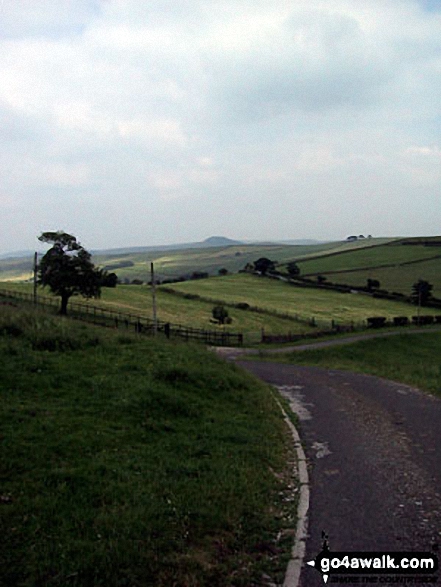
[101,272,118,287]
[253,258,275,275]
[287,261,300,277]
[37,231,103,314]
[411,279,433,306]
[367,278,380,291]
[212,305,230,325]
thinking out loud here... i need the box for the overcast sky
[1,0,440,253]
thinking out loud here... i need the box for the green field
[163,274,439,328]
[3,269,440,343]
[0,237,396,283]
[278,240,441,296]
[296,243,440,273]
[259,331,441,398]
[0,281,317,343]
[316,257,441,297]
[0,304,296,586]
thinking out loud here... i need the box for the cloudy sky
[1,0,440,253]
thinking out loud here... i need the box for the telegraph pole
[151,262,157,335]
[417,281,422,326]
[33,252,38,306]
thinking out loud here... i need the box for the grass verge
[0,304,297,587]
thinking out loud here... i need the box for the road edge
[273,396,310,587]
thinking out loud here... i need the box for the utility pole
[417,282,422,326]
[33,252,38,306]
[151,262,157,335]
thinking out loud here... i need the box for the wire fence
[2,287,440,348]
[0,288,244,347]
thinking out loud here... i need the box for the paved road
[237,361,441,585]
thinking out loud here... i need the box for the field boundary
[0,288,244,347]
[300,253,441,278]
[160,285,320,328]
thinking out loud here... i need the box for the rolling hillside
[160,273,441,327]
[278,238,441,297]
[0,237,395,283]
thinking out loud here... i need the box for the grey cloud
[0,0,440,252]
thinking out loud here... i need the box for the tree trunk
[60,294,69,315]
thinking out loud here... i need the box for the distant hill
[2,236,440,292]
[202,236,242,246]
[0,250,36,260]
[94,236,242,256]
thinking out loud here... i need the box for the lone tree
[411,279,433,307]
[37,231,103,315]
[253,257,275,275]
[212,305,230,325]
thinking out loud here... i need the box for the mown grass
[259,331,441,397]
[165,274,438,327]
[0,304,297,587]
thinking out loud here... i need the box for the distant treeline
[103,260,135,271]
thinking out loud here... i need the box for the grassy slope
[93,244,334,282]
[0,238,391,283]
[164,274,439,327]
[258,331,441,398]
[297,243,441,274]
[89,239,399,282]
[279,241,441,296]
[0,304,296,587]
[0,282,315,340]
[317,257,441,296]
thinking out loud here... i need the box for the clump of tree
[212,305,231,325]
[101,272,118,287]
[253,258,276,275]
[411,279,433,306]
[241,263,255,273]
[367,278,380,291]
[191,271,209,280]
[103,260,134,271]
[37,231,103,315]
[287,261,300,277]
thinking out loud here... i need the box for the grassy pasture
[84,238,398,282]
[164,274,439,327]
[4,270,439,339]
[283,237,397,263]
[0,304,296,586]
[0,281,314,341]
[258,331,441,398]
[0,237,393,283]
[309,257,441,297]
[275,241,441,296]
[93,244,337,282]
[295,243,441,275]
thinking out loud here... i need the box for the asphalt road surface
[237,361,441,586]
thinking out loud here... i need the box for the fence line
[0,288,244,347]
